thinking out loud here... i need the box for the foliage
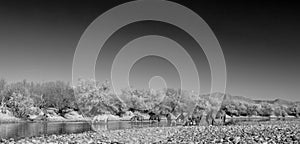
[286,104,300,118]
[0,78,7,106]
[236,103,248,116]
[74,79,123,117]
[222,103,239,117]
[274,106,287,118]
[3,80,34,118]
[0,79,77,118]
[258,103,273,117]
[1,78,299,121]
[245,104,258,117]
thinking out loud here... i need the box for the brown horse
[130,115,144,122]
[149,114,161,123]
[215,110,226,124]
[175,112,195,126]
[149,112,177,124]
[205,109,227,125]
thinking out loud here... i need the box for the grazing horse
[191,114,203,126]
[175,112,186,123]
[175,112,194,126]
[165,113,177,125]
[130,115,144,122]
[205,109,227,125]
[182,114,203,126]
[191,105,205,126]
[205,109,217,125]
[215,110,226,124]
[149,114,161,123]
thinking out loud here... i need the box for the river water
[0,121,170,140]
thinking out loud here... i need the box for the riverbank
[0,113,22,123]
[2,119,299,144]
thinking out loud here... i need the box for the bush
[0,78,7,108]
[245,104,258,117]
[75,79,124,117]
[274,106,287,118]
[236,103,248,116]
[258,103,273,117]
[39,81,76,110]
[286,104,300,118]
[223,103,239,117]
[3,81,34,118]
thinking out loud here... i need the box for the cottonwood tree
[258,103,273,117]
[286,104,300,118]
[246,104,258,117]
[4,81,34,118]
[75,79,121,117]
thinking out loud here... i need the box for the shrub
[245,104,258,117]
[223,103,239,117]
[274,106,287,119]
[75,79,124,117]
[286,104,300,118]
[4,81,34,118]
[236,103,248,116]
[258,103,273,117]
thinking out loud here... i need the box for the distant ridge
[254,98,299,106]
[200,92,300,109]
[213,93,300,106]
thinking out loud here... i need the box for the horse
[149,114,161,123]
[175,112,195,126]
[175,112,187,123]
[165,113,177,126]
[205,109,227,125]
[130,115,144,122]
[215,110,226,124]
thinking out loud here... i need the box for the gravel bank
[2,120,300,144]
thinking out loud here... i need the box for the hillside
[209,93,300,117]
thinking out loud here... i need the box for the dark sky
[0,0,299,100]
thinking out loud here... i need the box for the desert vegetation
[0,78,300,123]
[1,78,300,143]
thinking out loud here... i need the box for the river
[0,121,170,140]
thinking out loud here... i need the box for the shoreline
[1,115,297,124]
[2,120,299,143]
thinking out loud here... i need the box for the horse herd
[130,109,227,126]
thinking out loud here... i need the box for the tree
[0,78,7,110]
[39,81,76,111]
[75,79,123,117]
[4,81,34,118]
[258,103,273,117]
[223,103,239,117]
[286,104,300,118]
[159,88,181,114]
[274,107,282,117]
[236,103,247,116]
[246,104,258,117]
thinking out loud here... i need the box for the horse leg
[205,114,210,125]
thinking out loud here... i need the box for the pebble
[1,120,300,144]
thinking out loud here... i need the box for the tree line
[0,78,299,119]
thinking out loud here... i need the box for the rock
[234,137,241,143]
[64,111,85,121]
[47,115,66,121]
[93,114,121,123]
[120,111,135,121]
[46,108,59,114]
[3,119,300,144]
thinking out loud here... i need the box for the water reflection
[0,122,91,140]
[0,121,173,140]
[91,121,171,131]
